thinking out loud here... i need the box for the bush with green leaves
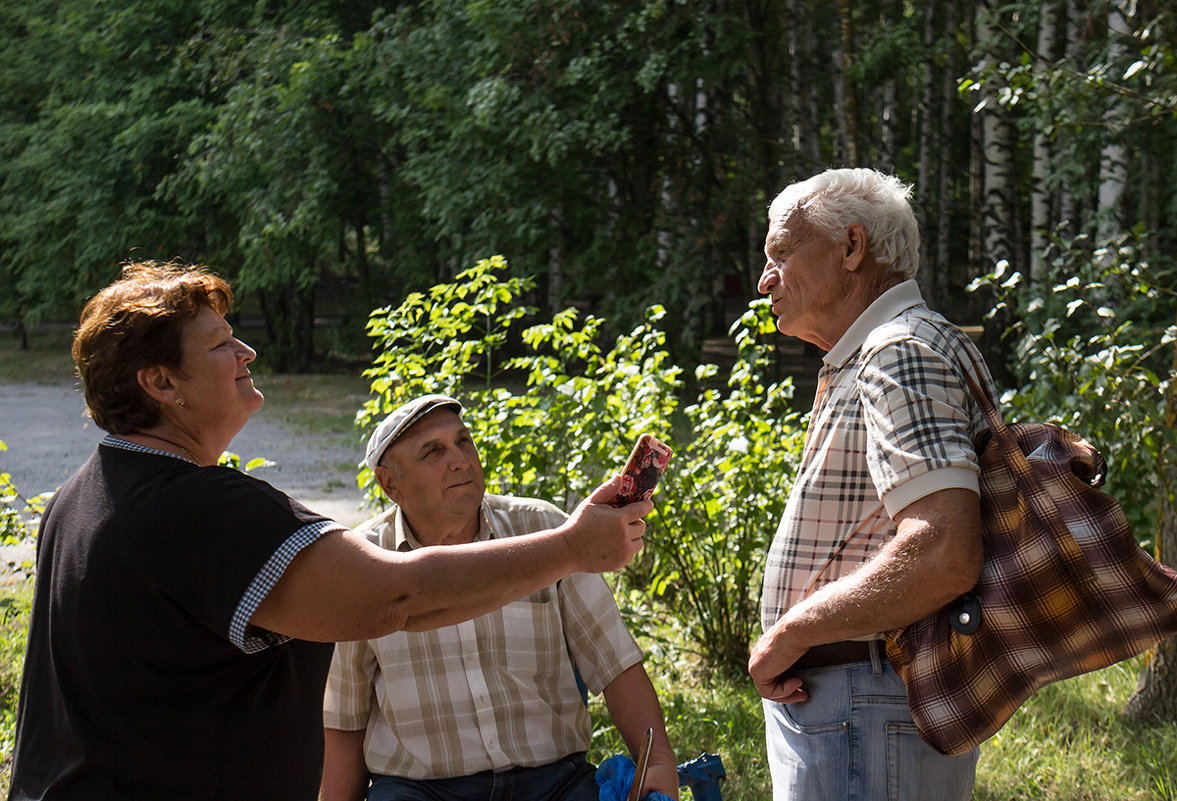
[358,256,804,676]
[0,444,33,788]
[0,471,23,548]
[1,441,47,580]
[971,229,1177,543]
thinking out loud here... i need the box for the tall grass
[973,655,1177,801]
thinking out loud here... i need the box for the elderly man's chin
[773,313,797,337]
[452,483,484,504]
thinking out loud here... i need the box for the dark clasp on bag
[949,591,982,634]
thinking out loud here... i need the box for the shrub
[0,442,36,788]
[970,229,1177,544]
[358,256,804,675]
[0,442,45,579]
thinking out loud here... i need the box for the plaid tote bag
[885,371,1177,756]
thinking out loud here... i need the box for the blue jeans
[763,647,978,801]
[366,753,599,801]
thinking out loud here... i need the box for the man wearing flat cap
[320,394,678,801]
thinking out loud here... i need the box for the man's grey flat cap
[364,394,463,471]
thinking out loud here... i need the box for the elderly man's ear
[842,223,869,272]
[374,465,401,504]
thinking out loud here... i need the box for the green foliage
[0,0,214,332]
[3,0,1177,378]
[0,442,45,573]
[971,230,1177,542]
[646,306,802,676]
[359,256,802,675]
[965,5,1177,266]
[162,26,374,371]
[0,581,33,795]
[216,452,277,473]
[357,254,674,506]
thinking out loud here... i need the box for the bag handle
[953,339,1002,432]
[954,346,1097,586]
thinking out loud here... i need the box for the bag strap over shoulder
[956,351,1100,588]
[952,336,1002,433]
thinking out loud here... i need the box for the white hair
[768,168,920,279]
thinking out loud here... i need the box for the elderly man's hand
[560,476,652,573]
[749,627,809,704]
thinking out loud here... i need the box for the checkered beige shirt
[323,494,643,779]
[760,281,996,630]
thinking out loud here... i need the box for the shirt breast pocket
[497,591,563,678]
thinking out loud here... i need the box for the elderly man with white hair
[748,168,997,800]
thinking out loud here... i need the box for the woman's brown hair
[73,262,233,434]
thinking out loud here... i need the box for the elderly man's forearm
[778,487,983,645]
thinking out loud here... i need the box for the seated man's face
[378,409,487,539]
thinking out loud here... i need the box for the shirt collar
[365,501,491,552]
[101,433,198,465]
[823,280,925,368]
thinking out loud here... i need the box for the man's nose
[757,263,778,294]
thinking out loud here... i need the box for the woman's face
[171,305,264,438]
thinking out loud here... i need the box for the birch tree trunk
[977,4,1017,272]
[835,0,859,165]
[1098,3,1129,241]
[917,0,940,304]
[876,0,899,172]
[972,2,1015,383]
[935,0,957,300]
[1057,0,1086,239]
[1030,0,1063,281]
[548,205,564,315]
[786,0,820,173]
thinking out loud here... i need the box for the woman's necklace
[142,435,203,467]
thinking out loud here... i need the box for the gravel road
[1,376,375,575]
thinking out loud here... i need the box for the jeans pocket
[774,698,851,736]
[886,721,922,800]
[886,721,977,801]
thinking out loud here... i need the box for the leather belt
[792,640,881,671]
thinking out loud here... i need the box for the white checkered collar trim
[823,279,925,369]
[101,434,198,465]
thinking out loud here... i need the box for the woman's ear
[137,365,179,406]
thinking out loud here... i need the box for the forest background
[3,0,1177,797]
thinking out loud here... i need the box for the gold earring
[176,397,185,407]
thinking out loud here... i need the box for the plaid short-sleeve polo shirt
[760,281,996,632]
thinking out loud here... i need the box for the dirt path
[1,377,374,576]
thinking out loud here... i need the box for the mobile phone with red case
[609,433,673,507]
